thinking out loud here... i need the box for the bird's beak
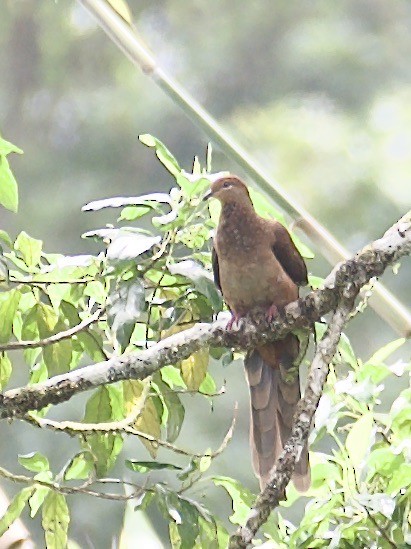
[203,189,214,201]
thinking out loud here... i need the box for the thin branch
[26,402,237,461]
[0,309,103,352]
[77,0,411,336]
[0,464,146,502]
[364,507,396,549]
[25,380,151,434]
[0,210,409,419]
[9,277,94,286]
[229,296,356,548]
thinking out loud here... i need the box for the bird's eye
[223,181,230,188]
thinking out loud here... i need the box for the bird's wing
[272,222,308,286]
[211,245,221,291]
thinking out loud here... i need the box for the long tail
[244,334,310,491]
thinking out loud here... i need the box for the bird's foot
[266,304,279,323]
[227,312,244,330]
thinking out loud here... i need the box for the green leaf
[107,232,161,262]
[0,136,23,156]
[164,390,185,443]
[357,361,391,384]
[34,306,73,376]
[30,361,48,384]
[169,260,223,312]
[346,412,374,476]
[155,486,201,548]
[366,447,403,481]
[181,348,209,391]
[198,517,229,549]
[0,353,12,390]
[123,380,161,458]
[14,231,43,268]
[82,192,170,211]
[368,338,406,364]
[161,365,186,389]
[0,257,9,283]
[84,386,124,476]
[337,333,358,368]
[389,389,411,435]
[154,376,185,443]
[387,463,411,495]
[0,487,34,537]
[169,521,181,548]
[84,281,107,304]
[0,155,18,212]
[76,330,106,362]
[0,289,21,343]
[18,452,50,473]
[199,372,217,395]
[64,453,94,481]
[36,303,58,335]
[119,205,152,221]
[249,188,284,222]
[0,230,13,248]
[29,486,50,518]
[207,197,221,226]
[177,498,202,548]
[139,134,181,177]
[85,385,124,422]
[290,233,315,259]
[177,457,200,481]
[308,275,324,289]
[42,491,70,549]
[176,174,210,197]
[199,454,212,473]
[43,335,72,376]
[107,279,146,350]
[212,476,254,525]
[126,460,182,473]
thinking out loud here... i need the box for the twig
[9,277,95,286]
[229,297,356,548]
[25,380,151,434]
[0,464,146,502]
[0,309,103,352]
[25,401,237,461]
[364,507,396,549]
[0,211,409,419]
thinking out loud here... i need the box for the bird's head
[203,175,251,204]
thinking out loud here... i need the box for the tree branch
[26,401,237,461]
[0,309,103,352]
[0,211,410,420]
[0,464,146,502]
[228,296,355,548]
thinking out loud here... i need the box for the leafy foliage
[0,134,21,213]
[0,135,410,548]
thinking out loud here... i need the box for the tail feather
[244,335,310,491]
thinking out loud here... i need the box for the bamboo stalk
[77,0,411,337]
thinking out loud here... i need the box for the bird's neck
[220,198,256,224]
[217,199,258,253]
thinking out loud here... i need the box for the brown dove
[205,175,310,491]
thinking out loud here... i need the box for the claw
[266,304,279,323]
[227,312,243,330]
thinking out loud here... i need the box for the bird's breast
[217,245,297,314]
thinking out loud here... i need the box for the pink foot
[227,312,243,330]
[266,304,279,323]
